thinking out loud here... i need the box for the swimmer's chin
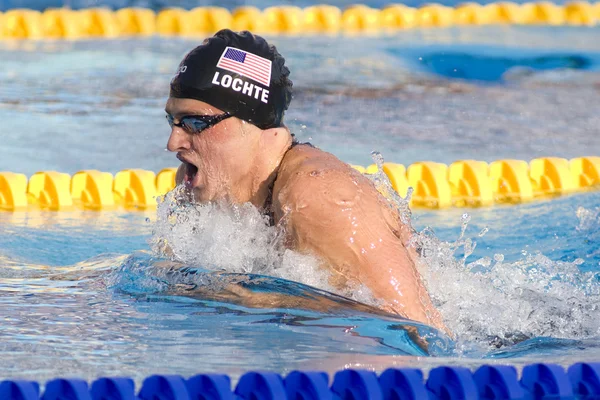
[189,186,229,205]
[189,185,210,202]
[179,181,232,205]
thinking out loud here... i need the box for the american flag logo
[216,47,272,87]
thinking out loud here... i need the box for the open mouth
[182,160,199,189]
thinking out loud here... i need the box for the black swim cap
[169,29,293,130]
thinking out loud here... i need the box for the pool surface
[1,26,600,383]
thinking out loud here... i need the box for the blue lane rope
[2,362,600,399]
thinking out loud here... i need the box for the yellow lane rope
[1,156,598,211]
[0,3,599,40]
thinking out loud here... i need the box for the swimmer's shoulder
[273,143,405,237]
[272,143,374,217]
[275,143,361,192]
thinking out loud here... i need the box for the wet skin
[165,97,449,335]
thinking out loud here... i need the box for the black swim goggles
[166,112,233,135]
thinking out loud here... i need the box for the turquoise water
[1,27,600,383]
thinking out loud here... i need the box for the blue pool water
[1,27,600,383]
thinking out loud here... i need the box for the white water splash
[575,205,600,265]
[365,154,600,354]
[151,163,600,354]
[414,225,599,354]
[576,206,600,234]
[366,150,414,226]
[148,186,376,305]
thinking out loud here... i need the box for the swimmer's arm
[167,278,430,353]
[276,164,448,334]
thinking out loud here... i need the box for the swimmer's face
[165,97,262,203]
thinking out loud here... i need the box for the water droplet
[461,213,471,224]
[370,151,384,169]
[463,238,476,261]
[457,213,471,241]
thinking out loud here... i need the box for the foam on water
[345,154,600,355]
[416,228,599,354]
[576,206,600,238]
[409,211,599,357]
[149,186,377,305]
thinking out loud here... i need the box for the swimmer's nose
[166,127,191,152]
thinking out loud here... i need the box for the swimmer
[165,29,448,334]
